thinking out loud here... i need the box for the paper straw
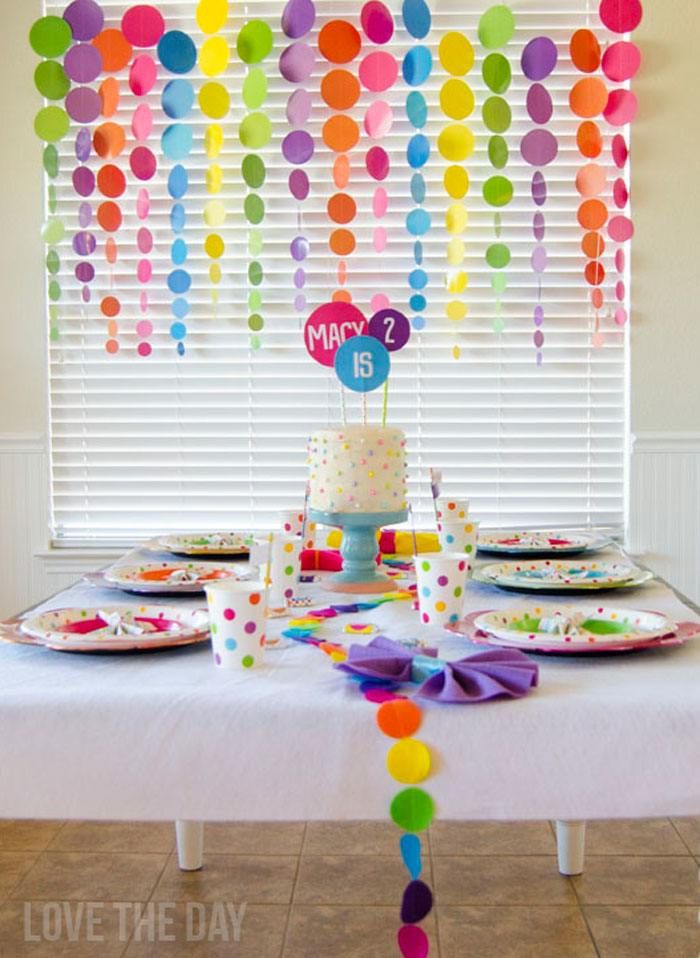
[381,379,389,427]
[263,531,274,615]
[301,481,310,543]
[408,504,419,557]
[362,393,368,425]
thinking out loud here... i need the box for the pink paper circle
[602,41,641,82]
[136,319,153,338]
[371,293,390,312]
[526,84,553,125]
[137,227,153,253]
[359,51,398,92]
[132,102,153,140]
[575,162,607,197]
[64,43,102,83]
[373,226,387,252]
[121,5,165,47]
[614,308,628,326]
[364,100,393,138]
[66,87,101,123]
[604,89,638,127]
[303,301,368,367]
[137,188,150,219]
[286,88,312,126]
[616,280,625,301]
[613,178,629,208]
[612,135,629,169]
[279,43,315,83]
[289,169,310,200]
[599,0,643,34]
[137,259,152,282]
[139,291,148,313]
[130,146,156,181]
[137,342,152,357]
[361,1,394,44]
[129,54,157,96]
[615,249,625,271]
[373,187,388,217]
[520,129,558,167]
[608,215,634,242]
[366,145,389,180]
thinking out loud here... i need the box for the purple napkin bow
[337,636,539,704]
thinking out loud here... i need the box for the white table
[2,547,699,877]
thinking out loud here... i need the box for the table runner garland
[31,0,644,362]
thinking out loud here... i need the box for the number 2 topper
[368,308,411,352]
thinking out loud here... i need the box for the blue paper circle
[171,297,190,319]
[158,31,197,75]
[171,238,188,265]
[409,294,426,312]
[412,315,426,330]
[162,124,193,161]
[402,0,431,39]
[406,208,431,236]
[409,268,428,290]
[410,173,426,204]
[402,46,432,86]
[162,79,195,118]
[406,91,428,128]
[168,164,188,199]
[414,241,423,264]
[168,269,191,294]
[407,133,430,169]
[334,335,390,393]
[170,321,187,340]
[177,342,185,355]
[170,202,186,233]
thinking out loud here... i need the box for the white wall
[1,1,699,615]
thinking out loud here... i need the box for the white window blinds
[45,0,629,545]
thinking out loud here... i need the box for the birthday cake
[308,426,408,514]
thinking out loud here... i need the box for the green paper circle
[49,305,59,322]
[242,154,266,189]
[48,280,61,302]
[48,185,57,214]
[249,261,263,285]
[242,67,268,109]
[46,249,60,274]
[43,145,59,178]
[478,5,516,50]
[239,112,272,149]
[250,334,261,349]
[483,96,511,133]
[482,53,511,94]
[42,218,65,245]
[491,273,508,294]
[244,193,265,225]
[486,243,511,269]
[248,230,263,256]
[248,290,262,310]
[248,313,264,331]
[390,787,435,832]
[488,135,509,170]
[483,175,513,207]
[237,20,273,65]
[30,16,72,58]
[50,325,60,342]
[34,60,70,100]
[34,106,69,143]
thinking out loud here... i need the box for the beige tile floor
[0,818,699,956]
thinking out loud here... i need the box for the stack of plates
[474,559,653,594]
[477,530,610,557]
[104,562,241,594]
[155,533,252,557]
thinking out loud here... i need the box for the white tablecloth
[1,547,699,823]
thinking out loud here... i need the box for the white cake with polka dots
[307,426,408,514]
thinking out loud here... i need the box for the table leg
[555,820,586,875]
[175,820,204,871]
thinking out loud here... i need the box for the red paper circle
[599,0,643,34]
[121,5,165,47]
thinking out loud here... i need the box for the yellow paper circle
[205,124,224,159]
[447,237,465,266]
[444,165,469,199]
[206,164,223,193]
[209,262,222,283]
[196,0,229,34]
[205,234,224,258]
[440,78,475,120]
[437,124,474,162]
[439,32,475,76]
[445,202,468,235]
[386,738,432,785]
[447,270,468,293]
[199,82,230,120]
[452,344,461,360]
[204,199,226,227]
[446,300,468,321]
[200,36,229,76]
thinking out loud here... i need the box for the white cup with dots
[414,552,469,629]
[205,579,266,670]
[435,498,470,522]
[262,533,302,608]
[438,519,479,561]
[280,509,304,536]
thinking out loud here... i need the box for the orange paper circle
[377,699,422,739]
[333,154,350,188]
[575,162,607,197]
[569,29,601,73]
[581,231,605,259]
[576,121,603,159]
[328,193,357,224]
[569,77,608,118]
[100,295,121,317]
[99,77,120,117]
[97,164,126,198]
[97,201,122,232]
[318,20,361,64]
[323,114,360,152]
[329,228,356,256]
[321,69,360,110]
[92,29,133,73]
[585,260,606,286]
[591,288,604,309]
[332,289,352,302]
[93,123,126,159]
[577,199,608,231]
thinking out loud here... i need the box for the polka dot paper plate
[477,530,611,557]
[105,562,242,594]
[474,559,653,594]
[155,532,253,557]
[18,606,209,653]
[473,606,676,653]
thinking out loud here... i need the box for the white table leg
[555,820,586,875]
[175,820,204,871]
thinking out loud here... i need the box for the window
[45,0,629,544]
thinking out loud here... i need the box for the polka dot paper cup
[436,497,470,522]
[262,534,302,608]
[280,509,304,536]
[205,579,266,670]
[415,552,469,628]
[438,519,480,561]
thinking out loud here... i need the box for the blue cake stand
[309,508,408,593]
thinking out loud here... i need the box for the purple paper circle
[82,286,91,303]
[282,0,316,40]
[63,0,104,41]
[286,88,312,126]
[294,293,306,311]
[532,171,547,207]
[64,43,102,83]
[75,261,95,283]
[534,329,544,348]
[521,37,558,81]
[533,305,544,327]
[73,231,96,256]
[78,201,92,227]
[526,84,553,125]
[368,308,410,351]
[289,169,310,200]
[533,211,545,242]
[521,130,558,167]
[66,87,101,123]
[72,166,95,197]
[75,128,91,162]
[291,236,309,261]
[279,43,315,83]
[531,246,548,274]
[294,267,306,289]
[282,129,314,165]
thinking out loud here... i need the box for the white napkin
[96,611,146,636]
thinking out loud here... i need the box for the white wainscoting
[1,431,699,616]
[629,432,700,606]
